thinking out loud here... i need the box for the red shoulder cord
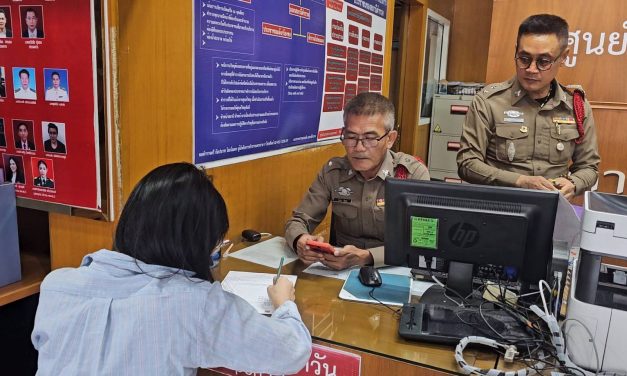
[394,165,409,179]
[394,156,426,179]
[573,89,586,144]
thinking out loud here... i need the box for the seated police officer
[285,93,430,270]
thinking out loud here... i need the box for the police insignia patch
[336,187,353,196]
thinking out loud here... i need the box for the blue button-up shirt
[32,250,312,375]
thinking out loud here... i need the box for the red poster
[322,94,344,112]
[324,74,345,92]
[361,29,370,48]
[346,47,359,81]
[0,0,101,210]
[210,343,361,375]
[326,42,347,59]
[348,24,359,45]
[358,78,370,93]
[331,19,343,41]
[317,0,387,138]
[370,74,382,91]
[344,83,357,106]
[358,63,370,77]
[326,58,347,74]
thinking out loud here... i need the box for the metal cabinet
[427,94,474,182]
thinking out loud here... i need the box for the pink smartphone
[306,240,335,255]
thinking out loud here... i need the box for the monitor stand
[418,285,458,306]
[417,261,479,306]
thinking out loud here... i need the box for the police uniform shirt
[14,87,37,100]
[34,177,54,188]
[285,150,430,265]
[45,87,69,102]
[457,77,600,195]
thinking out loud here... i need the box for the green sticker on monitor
[410,216,438,249]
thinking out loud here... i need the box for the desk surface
[213,242,498,375]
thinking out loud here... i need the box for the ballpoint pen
[273,256,285,285]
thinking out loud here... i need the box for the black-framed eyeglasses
[340,129,390,148]
[514,51,564,71]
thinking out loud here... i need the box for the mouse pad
[339,270,411,306]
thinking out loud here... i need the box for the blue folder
[339,270,411,306]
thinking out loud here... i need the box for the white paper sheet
[221,271,298,314]
[227,237,299,268]
[302,263,412,280]
[411,280,436,296]
[302,262,358,280]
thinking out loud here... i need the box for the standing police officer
[457,14,600,202]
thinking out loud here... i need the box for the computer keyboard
[398,303,532,345]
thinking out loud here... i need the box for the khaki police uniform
[285,150,430,265]
[457,77,600,196]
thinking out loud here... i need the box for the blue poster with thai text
[194,0,326,165]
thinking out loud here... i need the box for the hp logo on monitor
[449,223,479,248]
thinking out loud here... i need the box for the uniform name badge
[504,110,524,123]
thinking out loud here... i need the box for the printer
[565,191,627,373]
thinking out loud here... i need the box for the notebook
[339,270,411,306]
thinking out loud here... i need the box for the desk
[200,242,498,376]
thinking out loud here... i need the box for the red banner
[210,343,361,375]
[0,0,101,210]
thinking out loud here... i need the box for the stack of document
[226,237,298,268]
[221,271,298,314]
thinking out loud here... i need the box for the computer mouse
[241,229,262,242]
[358,266,382,287]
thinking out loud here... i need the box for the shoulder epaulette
[323,156,347,173]
[393,153,424,178]
[562,84,586,100]
[478,81,512,98]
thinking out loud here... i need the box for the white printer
[565,191,627,373]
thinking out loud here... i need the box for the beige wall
[446,0,493,82]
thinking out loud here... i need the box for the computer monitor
[385,178,558,301]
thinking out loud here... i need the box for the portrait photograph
[0,66,6,98]
[3,153,26,185]
[41,121,67,154]
[31,157,55,189]
[0,7,12,38]
[12,67,37,100]
[0,118,6,148]
[12,119,36,151]
[20,5,44,39]
[44,69,70,102]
